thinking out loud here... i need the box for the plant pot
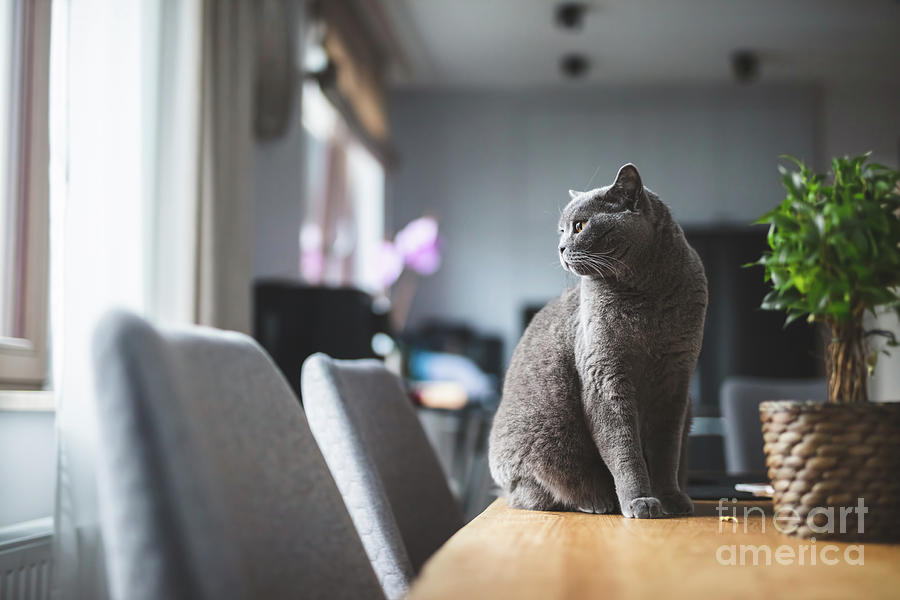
[759,400,900,542]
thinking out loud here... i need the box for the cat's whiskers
[585,252,628,278]
[567,251,620,278]
[582,249,634,278]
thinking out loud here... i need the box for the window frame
[0,0,50,389]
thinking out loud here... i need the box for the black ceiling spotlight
[731,50,760,84]
[556,3,588,31]
[561,53,590,79]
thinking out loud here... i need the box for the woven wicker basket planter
[759,400,900,541]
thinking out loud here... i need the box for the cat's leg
[570,469,618,515]
[534,454,617,514]
[585,379,661,519]
[643,380,693,516]
[495,420,617,513]
[506,476,563,511]
[499,428,617,514]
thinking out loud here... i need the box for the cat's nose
[559,246,566,255]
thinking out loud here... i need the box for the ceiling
[371,0,900,88]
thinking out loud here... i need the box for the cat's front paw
[659,491,693,516]
[622,496,662,519]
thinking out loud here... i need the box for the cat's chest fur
[576,288,661,359]
[572,265,704,393]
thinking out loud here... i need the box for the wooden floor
[408,498,900,599]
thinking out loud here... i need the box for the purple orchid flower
[395,216,442,275]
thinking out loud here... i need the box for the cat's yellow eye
[574,221,585,234]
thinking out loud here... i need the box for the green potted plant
[751,153,900,540]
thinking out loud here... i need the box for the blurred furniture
[407,498,900,599]
[403,321,504,382]
[301,354,463,600]
[402,321,502,520]
[684,227,824,415]
[684,414,727,476]
[686,433,726,473]
[254,281,382,399]
[683,416,751,500]
[92,312,383,600]
[687,472,767,501]
[417,405,498,521]
[720,376,827,475]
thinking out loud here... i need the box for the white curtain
[51,1,256,598]
[196,0,254,332]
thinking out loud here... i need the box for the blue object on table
[408,349,497,404]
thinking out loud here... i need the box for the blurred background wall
[387,85,819,363]
[385,81,900,399]
[246,0,900,403]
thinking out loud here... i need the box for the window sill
[0,517,53,549]
[0,390,54,412]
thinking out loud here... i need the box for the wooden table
[408,499,900,599]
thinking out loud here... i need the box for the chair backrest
[92,311,384,600]
[301,354,463,600]
[720,376,826,475]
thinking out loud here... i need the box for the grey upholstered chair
[720,376,827,475]
[301,354,463,600]
[91,312,384,600]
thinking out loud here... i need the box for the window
[299,80,385,292]
[0,0,50,389]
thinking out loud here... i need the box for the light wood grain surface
[408,498,900,599]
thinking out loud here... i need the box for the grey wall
[387,85,821,363]
[253,86,306,280]
[821,84,900,168]
[252,0,306,281]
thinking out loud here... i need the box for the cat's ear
[568,189,581,199]
[613,163,644,210]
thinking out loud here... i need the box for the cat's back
[490,286,587,488]
[500,286,579,409]
[510,285,578,368]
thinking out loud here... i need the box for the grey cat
[488,164,707,519]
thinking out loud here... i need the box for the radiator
[0,518,53,600]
